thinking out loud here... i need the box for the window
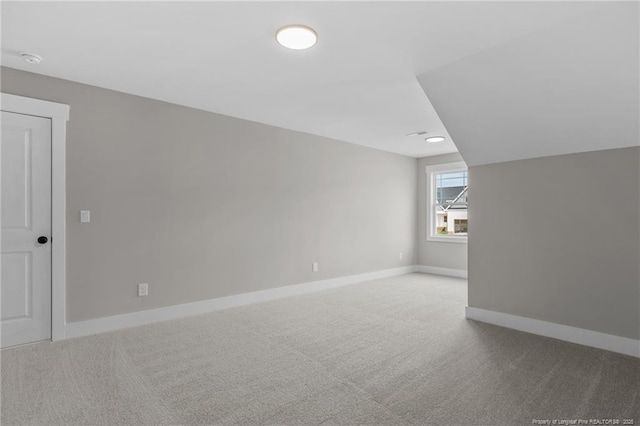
[426,162,468,243]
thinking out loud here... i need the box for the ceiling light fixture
[20,52,42,65]
[276,25,317,50]
[425,136,446,143]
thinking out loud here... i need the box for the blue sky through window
[436,171,468,188]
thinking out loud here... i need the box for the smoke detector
[20,53,42,65]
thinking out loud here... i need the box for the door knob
[37,236,48,244]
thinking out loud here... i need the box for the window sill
[427,235,468,244]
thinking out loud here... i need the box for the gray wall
[469,147,640,340]
[1,67,418,323]
[417,153,468,271]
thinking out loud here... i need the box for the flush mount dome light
[20,52,42,64]
[276,25,317,50]
[425,136,446,143]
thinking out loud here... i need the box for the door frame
[1,93,69,341]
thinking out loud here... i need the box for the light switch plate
[80,210,91,223]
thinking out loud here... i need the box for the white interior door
[1,111,52,348]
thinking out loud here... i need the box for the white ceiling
[418,2,639,166]
[1,1,606,158]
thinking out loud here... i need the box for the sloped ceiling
[417,2,639,166]
[1,1,608,158]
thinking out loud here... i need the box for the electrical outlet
[312,262,319,272]
[399,252,403,260]
[138,283,148,297]
[80,210,91,223]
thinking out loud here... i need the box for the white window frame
[1,93,70,341]
[426,161,468,244]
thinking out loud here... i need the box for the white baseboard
[415,265,468,279]
[64,265,417,339]
[465,306,640,358]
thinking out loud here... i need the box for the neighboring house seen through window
[426,162,468,243]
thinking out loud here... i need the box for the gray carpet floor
[1,273,639,425]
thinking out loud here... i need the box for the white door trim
[1,93,69,341]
